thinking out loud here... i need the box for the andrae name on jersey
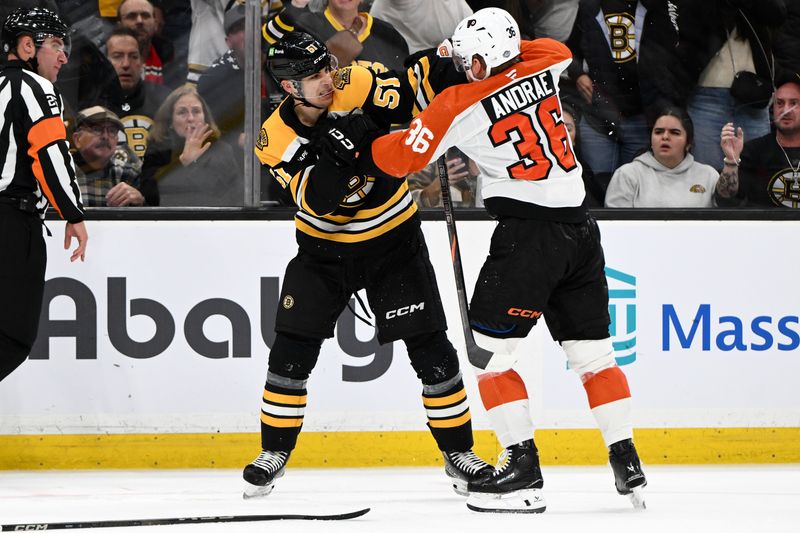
[483,71,556,122]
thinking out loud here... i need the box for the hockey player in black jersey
[242,31,492,499]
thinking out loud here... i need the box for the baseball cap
[775,70,800,89]
[75,106,124,130]
[223,4,246,35]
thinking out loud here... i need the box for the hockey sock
[583,366,633,447]
[259,372,307,452]
[422,373,475,452]
[477,369,534,448]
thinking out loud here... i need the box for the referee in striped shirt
[0,7,88,383]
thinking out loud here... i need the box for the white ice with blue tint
[1,465,798,532]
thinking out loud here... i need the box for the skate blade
[466,488,546,514]
[627,486,646,510]
[242,482,275,500]
[450,479,468,497]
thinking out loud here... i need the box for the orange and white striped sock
[477,369,534,448]
[583,366,633,446]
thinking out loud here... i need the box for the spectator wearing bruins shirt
[262,0,408,73]
[242,31,493,500]
[104,27,170,159]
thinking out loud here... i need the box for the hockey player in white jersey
[342,7,647,514]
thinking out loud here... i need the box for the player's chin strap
[290,81,329,110]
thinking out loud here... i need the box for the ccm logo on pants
[507,308,542,319]
[386,302,425,319]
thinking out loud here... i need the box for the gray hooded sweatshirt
[605,152,719,208]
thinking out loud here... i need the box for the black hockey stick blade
[435,156,493,370]
[1,508,370,530]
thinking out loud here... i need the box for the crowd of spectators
[3,0,797,210]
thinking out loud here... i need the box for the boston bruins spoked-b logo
[340,174,374,207]
[605,13,636,63]
[119,114,155,158]
[768,170,800,208]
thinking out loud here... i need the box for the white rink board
[1,219,798,434]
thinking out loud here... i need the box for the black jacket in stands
[671,0,786,105]
[0,59,84,222]
[104,79,171,160]
[566,0,682,124]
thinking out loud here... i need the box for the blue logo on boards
[565,267,637,371]
[662,304,800,351]
[606,267,636,366]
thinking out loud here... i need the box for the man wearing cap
[0,7,88,383]
[717,72,800,208]
[72,106,145,207]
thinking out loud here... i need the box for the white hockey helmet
[451,8,520,79]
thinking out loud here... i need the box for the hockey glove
[314,112,382,168]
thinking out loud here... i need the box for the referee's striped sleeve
[20,71,84,222]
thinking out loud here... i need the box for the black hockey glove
[314,112,382,168]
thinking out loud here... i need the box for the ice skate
[609,439,647,510]
[242,450,290,499]
[465,439,546,514]
[442,449,494,496]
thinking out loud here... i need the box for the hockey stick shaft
[435,156,492,369]
[1,508,370,530]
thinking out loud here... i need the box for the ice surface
[1,465,798,532]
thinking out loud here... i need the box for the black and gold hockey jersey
[255,54,464,257]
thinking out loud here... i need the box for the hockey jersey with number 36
[368,39,587,223]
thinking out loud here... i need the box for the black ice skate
[242,450,290,499]
[442,449,494,496]
[609,438,647,510]
[465,439,546,514]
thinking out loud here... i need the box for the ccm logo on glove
[327,127,355,150]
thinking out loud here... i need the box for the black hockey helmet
[1,7,70,57]
[266,31,336,82]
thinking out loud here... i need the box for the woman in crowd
[605,108,719,208]
[140,85,242,206]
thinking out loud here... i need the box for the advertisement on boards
[1,220,797,434]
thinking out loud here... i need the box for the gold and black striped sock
[422,374,474,452]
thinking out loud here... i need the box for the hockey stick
[435,156,492,370]
[1,508,370,531]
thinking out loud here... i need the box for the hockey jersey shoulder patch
[333,67,352,90]
[254,112,299,168]
[329,66,374,113]
[436,39,453,58]
[256,127,269,150]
